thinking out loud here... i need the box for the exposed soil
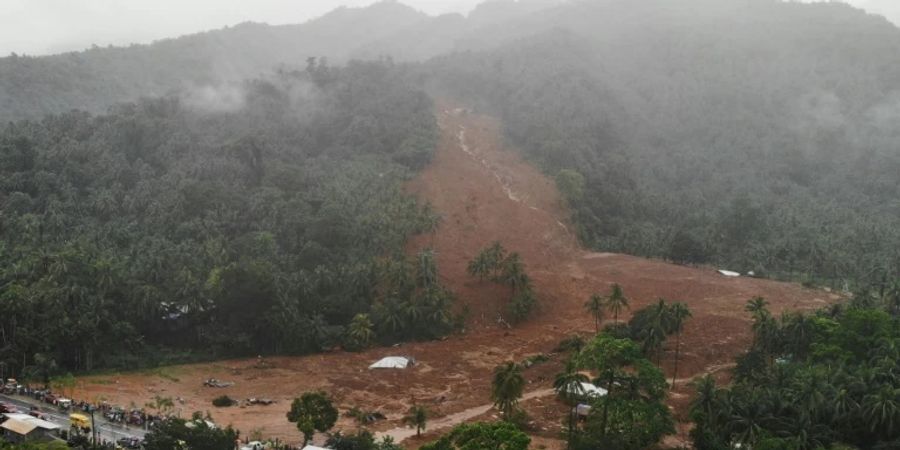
[71,103,837,448]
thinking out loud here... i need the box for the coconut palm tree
[554,360,589,404]
[500,253,530,293]
[403,405,428,437]
[416,249,438,288]
[492,362,525,420]
[691,375,720,425]
[467,242,505,281]
[863,385,900,437]
[605,283,629,325]
[585,294,605,333]
[637,299,671,363]
[668,302,692,387]
[346,313,375,350]
[745,297,770,321]
[554,360,589,446]
[782,312,815,358]
[724,391,773,447]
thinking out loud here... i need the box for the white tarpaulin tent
[369,356,412,369]
[302,446,330,450]
[566,382,608,398]
[717,269,741,277]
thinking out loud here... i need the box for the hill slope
[69,102,833,446]
[0,1,430,122]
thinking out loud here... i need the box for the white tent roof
[717,269,741,277]
[302,446,330,450]
[2,413,60,430]
[369,356,411,369]
[566,382,608,398]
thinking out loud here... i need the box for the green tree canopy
[287,391,339,446]
[420,422,530,450]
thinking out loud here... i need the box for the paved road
[1,394,147,443]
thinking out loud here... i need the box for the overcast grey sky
[1,0,897,56]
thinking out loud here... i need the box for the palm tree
[637,299,670,362]
[745,297,770,321]
[416,249,438,288]
[585,294,605,333]
[500,253,530,292]
[553,360,589,404]
[782,312,815,358]
[668,302,692,387]
[467,242,505,281]
[554,360,589,446]
[863,385,900,437]
[724,392,773,447]
[402,299,425,323]
[374,299,405,337]
[691,375,720,425]
[346,313,375,350]
[791,371,829,422]
[605,283,629,325]
[491,362,525,420]
[752,315,782,361]
[403,405,428,437]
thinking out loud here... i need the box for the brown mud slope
[71,103,836,448]
[408,102,835,379]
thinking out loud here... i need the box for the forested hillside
[0,60,455,374]
[0,1,430,123]
[691,297,900,449]
[427,0,900,288]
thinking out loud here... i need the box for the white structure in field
[369,356,413,369]
[566,382,608,398]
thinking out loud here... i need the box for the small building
[0,413,61,443]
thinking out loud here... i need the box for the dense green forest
[2,0,900,374]
[427,0,900,287]
[0,60,454,374]
[691,296,900,449]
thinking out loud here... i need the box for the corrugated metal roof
[3,412,60,430]
[1,418,38,435]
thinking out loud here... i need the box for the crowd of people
[2,382,167,429]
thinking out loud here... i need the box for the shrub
[212,395,235,407]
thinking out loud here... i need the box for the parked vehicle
[116,436,144,449]
[28,406,48,420]
[0,402,19,414]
